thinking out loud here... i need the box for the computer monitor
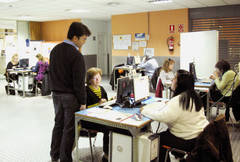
[134,56,141,65]
[19,58,29,68]
[127,56,134,65]
[133,76,150,103]
[116,76,133,105]
[189,62,197,81]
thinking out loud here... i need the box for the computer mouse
[103,105,112,110]
[134,113,142,121]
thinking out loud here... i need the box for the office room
[0,0,240,162]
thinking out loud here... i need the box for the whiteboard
[180,30,219,79]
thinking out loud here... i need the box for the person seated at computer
[4,54,19,82]
[138,53,158,78]
[159,58,175,86]
[209,60,240,121]
[84,67,109,162]
[141,70,209,162]
[32,54,49,91]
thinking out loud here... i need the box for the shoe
[102,154,108,162]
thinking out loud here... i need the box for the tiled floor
[0,76,239,162]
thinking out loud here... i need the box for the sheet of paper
[139,41,147,47]
[144,48,154,57]
[113,34,131,50]
[132,41,139,51]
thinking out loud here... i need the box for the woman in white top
[159,58,175,86]
[141,69,209,162]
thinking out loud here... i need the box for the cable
[156,122,161,134]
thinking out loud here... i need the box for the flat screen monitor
[116,77,133,105]
[189,62,197,81]
[127,56,134,65]
[19,58,29,68]
[133,76,149,103]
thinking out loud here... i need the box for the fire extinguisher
[167,36,174,52]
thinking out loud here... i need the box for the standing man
[49,22,91,162]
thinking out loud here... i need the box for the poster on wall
[178,24,184,32]
[132,42,139,51]
[144,48,154,57]
[169,25,175,33]
[139,41,147,47]
[113,34,131,50]
[135,33,145,41]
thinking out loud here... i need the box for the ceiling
[0,0,240,22]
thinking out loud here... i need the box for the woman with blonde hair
[159,58,175,86]
[33,53,49,82]
[5,54,19,81]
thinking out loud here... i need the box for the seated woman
[159,58,175,86]
[156,58,175,98]
[141,70,209,162]
[5,54,19,82]
[84,67,109,162]
[32,54,49,91]
[209,60,240,121]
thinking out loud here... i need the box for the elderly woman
[141,70,209,162]
[83,67,109,162]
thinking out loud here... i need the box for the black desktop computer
[19,58,29,69]
[189,62,197,81]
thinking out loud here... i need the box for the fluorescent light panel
[0,0,19,3]
[67,9,90,13]
[149,0,172,4]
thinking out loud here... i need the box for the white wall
[81,19,112,74]
[17,21,30,59]
[180,30,219,79]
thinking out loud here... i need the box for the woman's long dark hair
[173,69,203,112]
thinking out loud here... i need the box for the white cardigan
[142,95,209,140]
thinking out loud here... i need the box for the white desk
[74,97,160,162]
[7,68,35,97]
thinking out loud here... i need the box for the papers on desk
[86,108,133,123]
[84,107,148,126]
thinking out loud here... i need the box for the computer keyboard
[99,99,117,107]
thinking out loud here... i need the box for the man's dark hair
[67,22,91,40]
[215,60,230,74]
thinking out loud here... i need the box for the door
[97,32,108,75]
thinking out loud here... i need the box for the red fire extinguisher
[167,36,174,52]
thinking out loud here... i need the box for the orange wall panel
[112,9,188,57]
[112,13,148,56]
[41,19,81,41]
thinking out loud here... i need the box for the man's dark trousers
[50,92,79,162]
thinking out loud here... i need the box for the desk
[7,68,35,97]
[113,65,145,90]
[194,82,212,120]
[75,98,158,162]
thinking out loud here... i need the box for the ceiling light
[107,2,120,7]
[0,0,19,3]
[66,9,90,13]
[148,0,172,4]
[18,15,33,20]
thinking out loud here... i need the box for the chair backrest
[151,66,162,90]
[187,114,233,162]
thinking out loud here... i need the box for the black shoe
[102,154,108,162]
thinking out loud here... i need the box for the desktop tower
[18,75,34,91]
[111,132,159,162]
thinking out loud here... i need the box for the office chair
[162,114,233,162]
